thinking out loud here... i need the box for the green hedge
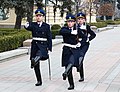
[51,24,61,30]
[90,22,107,28]
[51,24,61,39]
[0,29,31,52]
[0,29,27,36]
[51,29,60,39]
[0,31,19,36]
[0,28,60,52]
[105,20,120,25]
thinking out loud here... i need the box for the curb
[95,26,114,33]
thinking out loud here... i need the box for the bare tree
[98,3,114,21]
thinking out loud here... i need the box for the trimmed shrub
[51,24,61,30]
[51,29,59,39]
[0,29,31,52]
[90,22,107,28]
[0,28,61,52]
[105,20,120,25]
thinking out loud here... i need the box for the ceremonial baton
[48,56,51,80]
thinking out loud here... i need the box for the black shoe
[79,78,84,82]
[35,81,42,86]
[68,85,74,90]
[62,73,67,80]
[31,64,34,69]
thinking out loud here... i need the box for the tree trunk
[53,8,56,23]
[27,1,34,22]
[112,15,114,21]
[54,12,56,23]
[104,16,106,21]
[14,15,22,29]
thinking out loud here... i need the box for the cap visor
[35,13,44,16]
[66,19,75,22]
[77,16,85,19]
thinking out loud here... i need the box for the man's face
[67,20,75,28]
[77,18,85,25]
[35,14,44,22]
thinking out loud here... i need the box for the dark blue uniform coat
[60,26,86,67]
[79,25,96,56]
[25,22,52,60]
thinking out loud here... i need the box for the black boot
[34,62,42,86]
[35,81,42,86]
[31,56,41,68]
[68,68,74,90]
[76,56,83,72]
[79,64,84,82]
[68,85,74,90]
[62,64,73,80]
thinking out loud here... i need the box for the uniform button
[41,42,43,44]
[36,42,37,43]
[42,32,44,34]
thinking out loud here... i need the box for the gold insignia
[80,14,82,17]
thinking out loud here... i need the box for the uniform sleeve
[47,25,52,52]
[59,27,71,36]
[24,22,34,31]
[87,25,96,41]
[78,28,87,44]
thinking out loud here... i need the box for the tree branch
[48,0,56,5]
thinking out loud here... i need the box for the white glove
[76,42,81,47]
[24,22,29,28]
[48,50,51,54]
[86,37,89,42]
[80,24,86,30]
[71,30,77,35]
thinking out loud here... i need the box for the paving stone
[0,27,120,92]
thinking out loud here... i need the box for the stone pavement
[0,27,120,92]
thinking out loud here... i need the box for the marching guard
[76,12,96,82]
[24,9,52,86]
[59,14,86,90]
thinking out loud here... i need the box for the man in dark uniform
[76,12,96,82]
[24,9,52,86]
[59,14,85,90]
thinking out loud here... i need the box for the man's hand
[86,37,89,42]
[76,42,81,47]
[80,24,86,30]
[47,48,52,54]
[71,30,77,35]
[24,22,29,28]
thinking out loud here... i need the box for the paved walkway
[0,27,120,92]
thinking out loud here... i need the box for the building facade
[0,0,97,27]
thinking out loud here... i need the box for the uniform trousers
[77,42,89,78]
[65,55,75,85]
